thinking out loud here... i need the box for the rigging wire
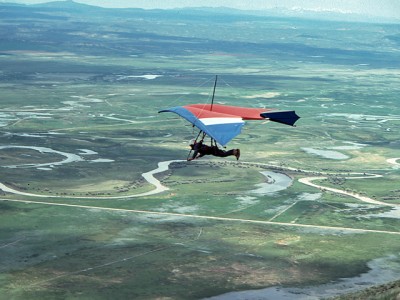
[163,75,219,139]
[161,76,216,139]
[216,76,272,141]
[164,76,215,109]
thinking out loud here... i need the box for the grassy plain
[0,2,400,299]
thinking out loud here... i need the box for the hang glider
[158,77,300,146]
[159,104,299,146]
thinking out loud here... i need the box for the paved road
[1,197,400,235]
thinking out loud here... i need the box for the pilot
[188,139,240,161]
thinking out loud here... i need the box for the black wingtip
[260,110,300,126]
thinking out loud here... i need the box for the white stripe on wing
[199,117,244,125]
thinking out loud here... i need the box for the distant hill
[32,0,106,13]
[182,6,400,24]
[1,1,398,24]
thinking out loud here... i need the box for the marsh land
[0,2,400,299]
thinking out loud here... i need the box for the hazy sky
[7,0,400,19]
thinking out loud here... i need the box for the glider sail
[159,103,300,146]
[159,105,245,146]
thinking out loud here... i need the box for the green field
[1,2,400,299]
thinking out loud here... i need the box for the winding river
[0,145,84,169]
[0,145,180,198]
[387,157,400,167]
[0,144,399,208]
